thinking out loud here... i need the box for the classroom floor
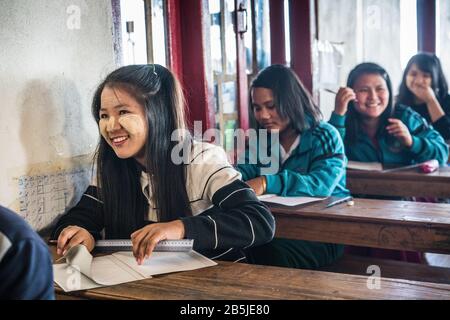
[425,253,450,267]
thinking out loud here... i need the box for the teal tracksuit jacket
[329,105,449,165]
[236,121,349,270]
[236,121,349,198]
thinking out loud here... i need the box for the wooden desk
[320,254,450,285]
[346,166,450,198]
[54,260,450,300]
[271,198,450,254]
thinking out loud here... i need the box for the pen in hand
[324,88,338,95]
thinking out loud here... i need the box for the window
[400,0,417,69]
[437,0,450,81]
[253,0,270,72]
[316,0,417,119]
[208,0,239,152]
[147,0,167,66]
[120,0,148,65]
[119,0,167,66]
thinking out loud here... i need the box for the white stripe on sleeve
[207,215,218,249]
[243,213,255,249]
[218,188,252,208]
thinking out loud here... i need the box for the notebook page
[258,194,326,206]
[112,251,217,277]
[347,161,383,171]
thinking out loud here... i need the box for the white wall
[438,0,450,82]
[0,0,118,231]
[317,0,402,119]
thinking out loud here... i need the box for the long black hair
[397,52,449,106]
[344,62,394,145]
[91,64,192,238]
[249,64,322,132]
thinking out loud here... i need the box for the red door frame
[269,0,286,65]
[166,0,183,77]
[289,0,314,93]
[166,0,215,131]
[417,0,436,53]
[269,0,316,92]
[166,0,249,132]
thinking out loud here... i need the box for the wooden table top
[270,198,450,253]
[54,260,450,300]
[346,166,450,198]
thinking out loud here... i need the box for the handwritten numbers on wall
[18,168,90,229]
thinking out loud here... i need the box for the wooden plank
[320,254,450,285]
[271,198,450,227]
[54,261,450,300]
[270,199,450,253]
[347,167,450,198]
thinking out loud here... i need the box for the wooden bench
[346,166,450,198]
[269,198,450,286]
[319,254,450,285]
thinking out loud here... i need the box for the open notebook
[347,160,439,173]
[257,194,326,206]
[53,244,217,292]
[347,161,383,171]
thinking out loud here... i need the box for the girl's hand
[334,87,356,116]
[245,176,266,196]
[56,226,95,256]
[130,220,185,265]
[386,118,413,148]
[409,83,437,104]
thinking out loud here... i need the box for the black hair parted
[249,64,322,132]
[397,52,449,106]
[91,64,192,238]
[344,62,394,145]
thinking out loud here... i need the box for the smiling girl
[397,53,450,140]
[51,64,274,264]
[329,62,448,166]
[329,62,449,263]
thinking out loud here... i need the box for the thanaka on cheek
[118,114,146,136]
[98,118,109,140]
[98,114,146,140]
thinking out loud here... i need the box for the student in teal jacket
[329,62,448,166]
[329,62,449,263]
[236,64,349,269]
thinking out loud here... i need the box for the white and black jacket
[52,141,275,262]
